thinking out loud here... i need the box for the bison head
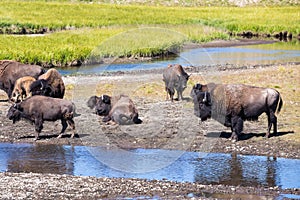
[87,95,112,116]
[11,89,22,103]
[30,79,54,97]
[192,90,212,121]
[179,73,190,90]
[7,104,22,124]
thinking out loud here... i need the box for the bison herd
[0,60,283,142]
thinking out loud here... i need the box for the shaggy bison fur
[87,94,142,125]
[191,83,283,141]
[7,95,76,140]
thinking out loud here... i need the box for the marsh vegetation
[0,0,299,66]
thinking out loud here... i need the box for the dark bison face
[179,74,190,90]
[190,83,203,99]
[192,91,212,121]
[7,105,22,124]
[30,79,54,97]
[87,95,111,116]
[95,95,111,116]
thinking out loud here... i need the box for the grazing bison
[0,60,44,99]
[191,83,283,141]
[11,76,36,102]
[7,95,76,140]
[30,68,65,98]
[163,64,190,102]
[87,94,142,125]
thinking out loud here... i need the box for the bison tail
[72,103,80,117]
[276,95,283,114]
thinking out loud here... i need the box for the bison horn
[101,95,104,100]
[40,81,44,90]
[203,92,207,103]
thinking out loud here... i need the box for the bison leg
[266,111,277,138]
[67,119,76,138]
[34,119,43,140]
[167,88,175,102]
[230,116,244,142]
[102,115,112,123]
[57,119,68,138]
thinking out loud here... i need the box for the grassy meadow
[0,0,299,66]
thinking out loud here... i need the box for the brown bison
[30,68,65,98]
[87,94,142,125]
[191,83,283,141]
[7,95,76,140]
[163,64,190,102]
[11,76,36,102]
[0,60,44,99]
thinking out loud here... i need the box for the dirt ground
[0,42,299,199]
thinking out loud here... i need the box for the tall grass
[1,1,299,35]
[0,25,228,66]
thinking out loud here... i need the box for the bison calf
[11,76,36,102]
[7,95,76,140]
[87,94,142,125]
[163,64,190,102]
[0,60,44,99]
[191,83,283,141]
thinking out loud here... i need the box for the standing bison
[11,76,36,102]
[30,68,65,98]
[7,95,76,140]
[87,94,142,125]
[163,64,190,102]
[191,83,283,141]
[0,60,44,99]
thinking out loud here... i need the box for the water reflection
[0,143,299,189]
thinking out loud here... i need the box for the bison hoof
[57,134,62,139]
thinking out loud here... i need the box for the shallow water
[0,143,299,190]
[58,41,300,75]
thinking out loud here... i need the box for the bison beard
[191,83,283,142]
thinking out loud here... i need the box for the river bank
[0,49,299,199]
[0,62,299,159]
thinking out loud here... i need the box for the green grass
[0,0,299,66]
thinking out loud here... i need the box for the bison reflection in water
[87,94,142,125]
[191,83,283,142]
[163,64,190,102]
[7,95,76,140]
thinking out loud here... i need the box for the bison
[163,64,190,102]
[11,76,36,102]
[191,83,283,141]
[7,95,76,140]
[0,60,44,99]
[30,68,65,98]
[87,94,142,125]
